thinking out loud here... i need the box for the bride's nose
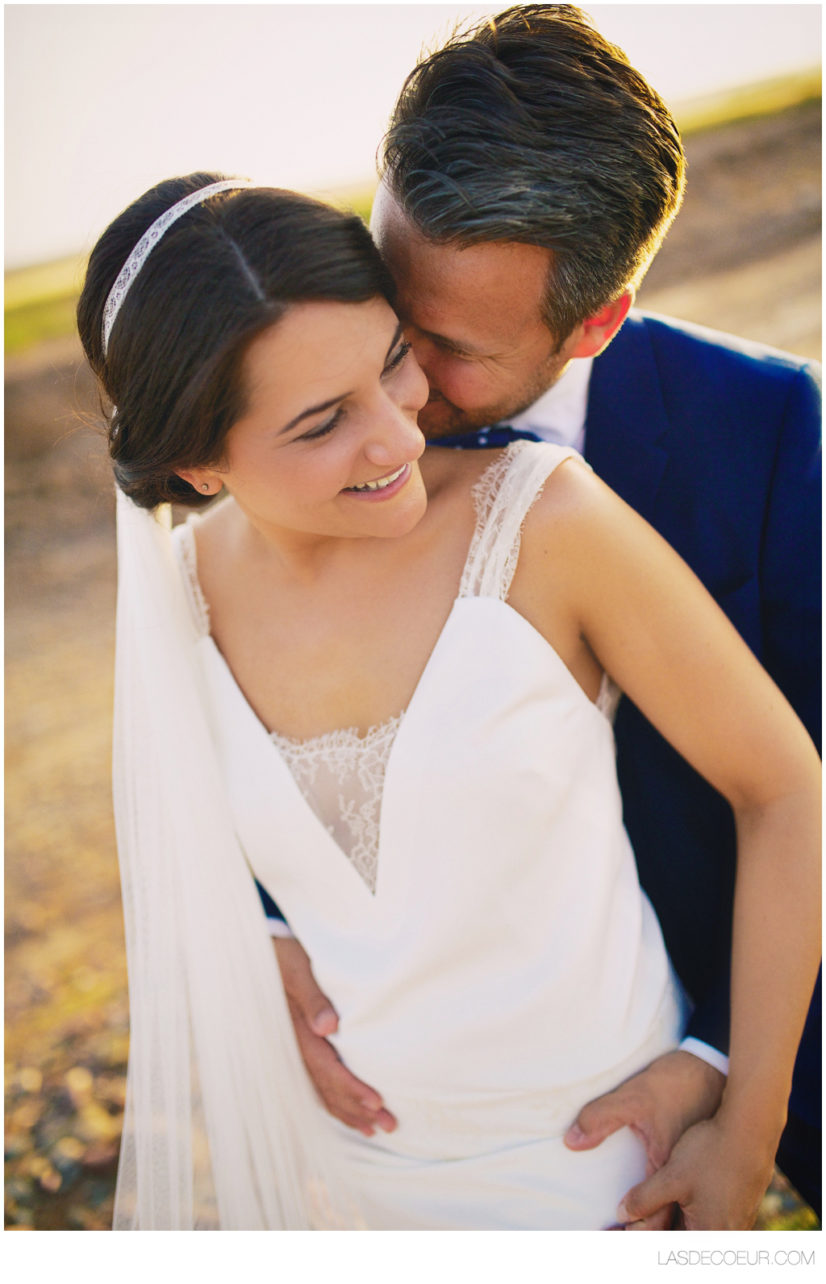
[362,400,425,467]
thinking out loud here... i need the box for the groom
[265,5,821,1225]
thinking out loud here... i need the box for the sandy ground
[4,100,821,1230]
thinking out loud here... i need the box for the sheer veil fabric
[112,490,360,1229]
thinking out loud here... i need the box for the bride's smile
[343,461,412,496]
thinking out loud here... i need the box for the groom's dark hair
[380,4,686,343]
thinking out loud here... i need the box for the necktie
[432,426,542,450]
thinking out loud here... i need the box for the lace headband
[101,179,252,355]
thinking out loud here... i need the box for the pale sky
[4,2,822,269]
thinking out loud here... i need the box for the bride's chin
[323,464,428,541]
[373,470,429,539]
[390,492,429,538]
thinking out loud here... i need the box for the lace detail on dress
[461,441,621,723]
[459,445,523,601]
[459,442,573,601]
[174,521,211,637]
[271,714,404,894]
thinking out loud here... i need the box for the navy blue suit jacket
[583,311,821,1147]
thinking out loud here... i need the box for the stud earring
[201,483,210,493]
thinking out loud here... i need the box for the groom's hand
[273,937,398,1138]
[564,1049,726,1229]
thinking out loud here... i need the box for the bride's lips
[342,462,412,500]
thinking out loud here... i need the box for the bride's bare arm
[520,459,821,1228]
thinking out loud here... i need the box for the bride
[77,173,820,1230]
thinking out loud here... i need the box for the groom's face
[371,185,579,438]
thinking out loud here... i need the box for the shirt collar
[495,357,594,452]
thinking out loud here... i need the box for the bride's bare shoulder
[529,452,618,531]
[520,451,665,588]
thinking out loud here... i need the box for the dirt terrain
[5,100,821,1230]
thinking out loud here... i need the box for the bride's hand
[273,937,398,1138]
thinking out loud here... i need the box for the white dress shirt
[499,356,593,450]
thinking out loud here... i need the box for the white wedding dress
[174,441,684,1230]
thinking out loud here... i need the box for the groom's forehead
[372,189,550,338]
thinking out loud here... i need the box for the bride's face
[206,297,429,544]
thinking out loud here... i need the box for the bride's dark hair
[77,173,395,509]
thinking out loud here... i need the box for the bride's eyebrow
[278,324,404,435]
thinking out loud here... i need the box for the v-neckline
[201,595,468,897]
[194,526,479,894]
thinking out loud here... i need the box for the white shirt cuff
[679,1036,729,1077]
[266,917,294,939]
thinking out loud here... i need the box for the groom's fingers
[564,1092,631,1150]
[273,937,398,1136]
[617,1166,680,1227]
[564,1052,723,1166]
[566,1090,677,1228]
[292,1008,395,1136]
[623,1205,677,1231]
[274,936,339,1034]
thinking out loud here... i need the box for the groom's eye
[434,336,475,360]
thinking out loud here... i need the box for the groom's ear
[564,292,633,360]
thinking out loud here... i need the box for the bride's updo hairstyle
[77,172,395,509]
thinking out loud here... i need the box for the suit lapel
[584,312,671,521]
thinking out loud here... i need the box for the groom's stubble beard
[418,348,574,440]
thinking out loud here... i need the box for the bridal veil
[112,490,358,1229]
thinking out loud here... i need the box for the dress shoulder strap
[459,441,585,600]
[171,519,211,637]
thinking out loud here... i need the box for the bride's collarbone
[207,542,467,740]
[193,461,483,735]
[214,606,452,740]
